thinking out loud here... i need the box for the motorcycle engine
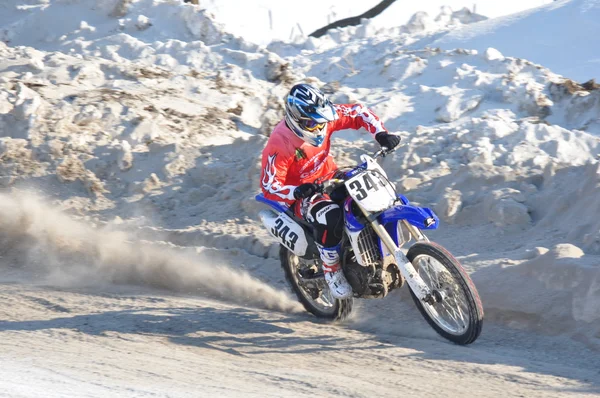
[342,250,372,296]
[342,248,404,298]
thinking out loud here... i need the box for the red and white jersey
[260,104,387,205]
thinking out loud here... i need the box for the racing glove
[375,132,401,150]
[293,183,319,200]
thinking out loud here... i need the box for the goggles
[300,119,326,132]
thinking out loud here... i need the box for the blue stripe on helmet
[289,97,336,123]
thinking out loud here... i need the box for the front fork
[359,205,433,302]
[402,219,429,243]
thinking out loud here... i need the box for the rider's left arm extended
[328,104,388,137]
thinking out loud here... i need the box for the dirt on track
[0,191,599,397]
[0,280,599,398]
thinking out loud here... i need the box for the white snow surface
[1,0,600,396]
[183,0,554,45]
[430,0,600,82]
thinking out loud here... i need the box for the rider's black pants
[294,195,344,248]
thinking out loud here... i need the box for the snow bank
[474,244,600,337]
[531,162,600,254]
[267,7,487,55]
[0,0,270,77]
[430,0,600,82]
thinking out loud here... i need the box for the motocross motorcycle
[256,148,483,345]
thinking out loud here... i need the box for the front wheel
[406,242,484,345]
[280,246,353,321]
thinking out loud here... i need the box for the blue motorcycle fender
[378,205,440,230]
[255,193,288,213]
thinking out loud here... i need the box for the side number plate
[271,217,299,251]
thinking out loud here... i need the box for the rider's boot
[317,244,353,299]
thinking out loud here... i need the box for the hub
[424,290,445,305]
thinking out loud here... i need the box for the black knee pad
[308,201,343,247]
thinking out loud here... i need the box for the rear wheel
[280,245,353,321]
[406,242,484,345]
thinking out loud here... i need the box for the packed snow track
[1,281,599,397]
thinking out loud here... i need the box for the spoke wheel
[280,246,353,320]
[406,242,484,345]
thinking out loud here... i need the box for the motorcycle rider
[260,84,401,299]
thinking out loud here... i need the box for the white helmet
[284,84,339,147]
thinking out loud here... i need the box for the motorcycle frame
[342,194,439,303]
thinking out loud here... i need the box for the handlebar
[319,178,345,192]
[373,146,397,160]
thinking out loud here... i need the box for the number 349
[348,174,380,201]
